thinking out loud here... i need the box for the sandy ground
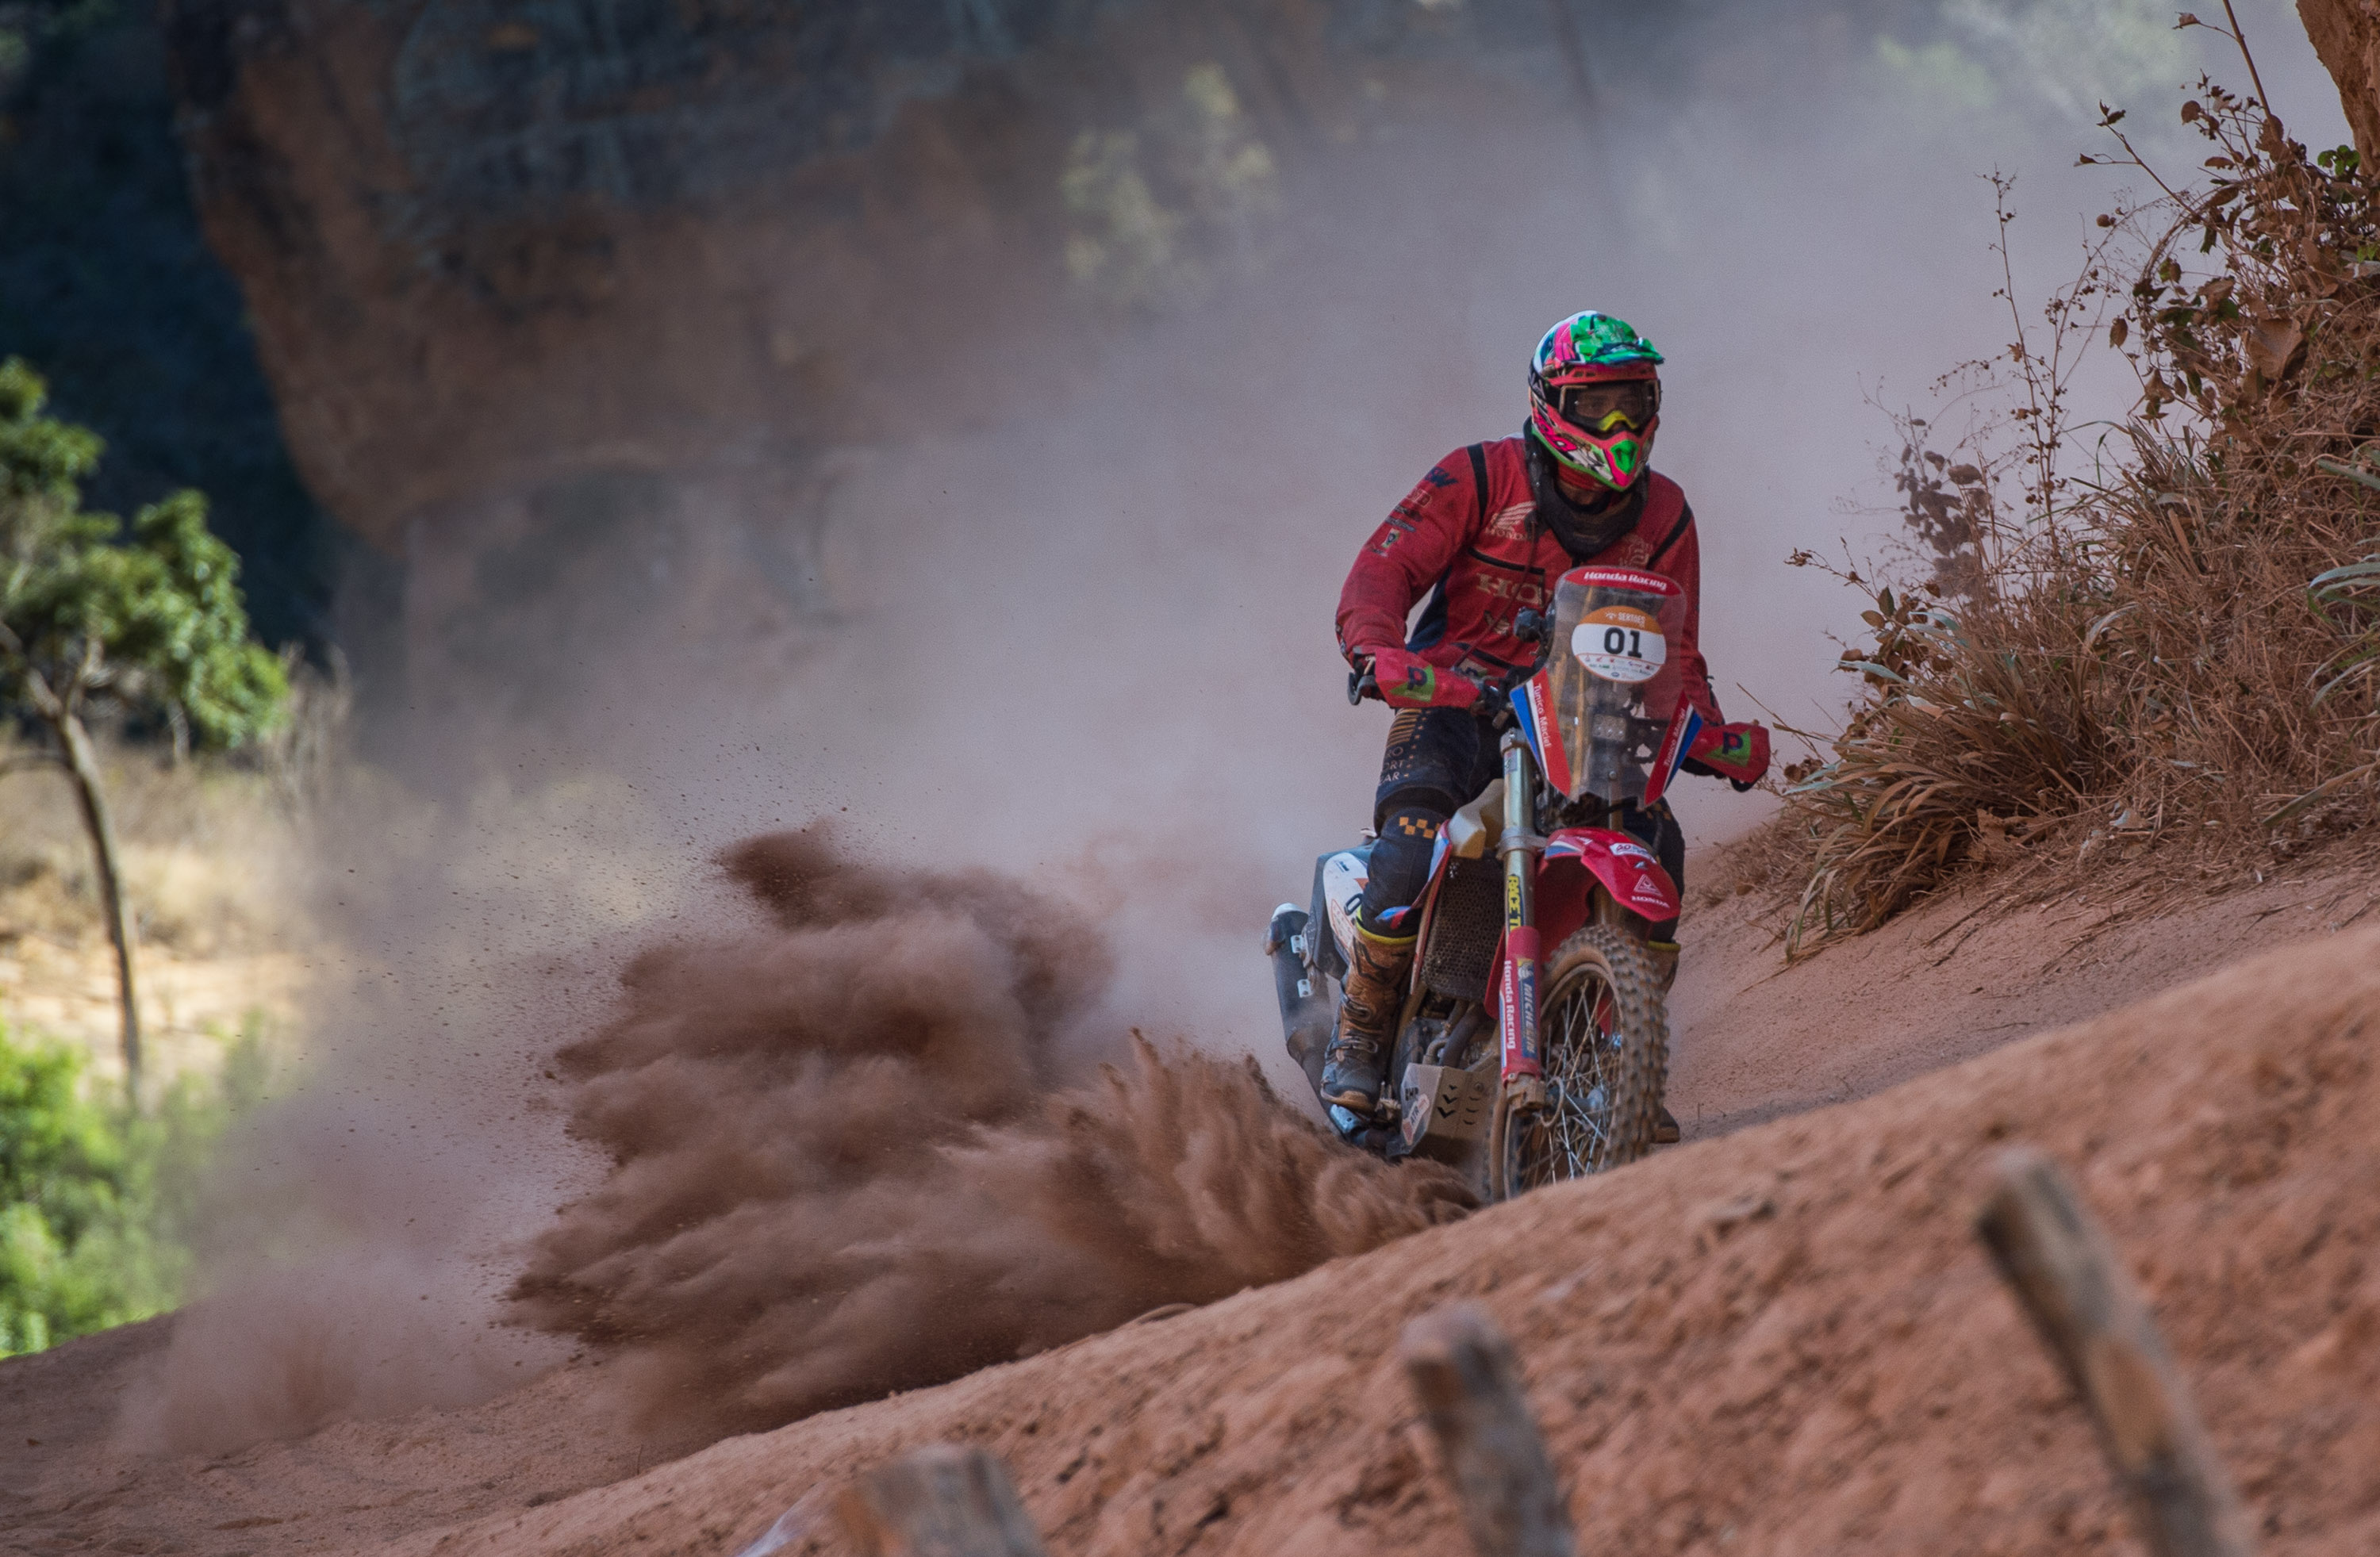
[0,1321,662,1555]
[3,856,2374,1556]
[1666,855,2380,1139]
[1,742,312,1086]
[0,935,306,1086]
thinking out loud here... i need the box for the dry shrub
[0,654,347,958]
[0,731,309,956]
[1782,82,2380,950]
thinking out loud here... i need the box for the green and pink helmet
[1527,311,1664,492]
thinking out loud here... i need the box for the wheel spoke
[1518,967,1620,1186]
[1491,927,1664,1201]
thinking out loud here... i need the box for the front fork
[1495,730,1546,1095]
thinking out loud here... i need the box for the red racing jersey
[1335,435,1721,722]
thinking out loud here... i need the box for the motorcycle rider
[1322,311,1770,1116]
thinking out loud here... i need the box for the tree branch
[2216,2,2271,118]
[66,632,102,718]
[0,617,70,722]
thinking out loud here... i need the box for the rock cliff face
[167,0,1092,543]
[111,1,2380,710]
[0,1,333,648]
[157,0,1597,705]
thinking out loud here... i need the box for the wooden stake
[836,1444,1049,1557]
[1401,1304,1578,1557]
[1975,1146,2255,1557]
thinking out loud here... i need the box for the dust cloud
[506,829,1468,1436]
[121,0,2351,1455]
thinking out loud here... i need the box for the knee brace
[1357,806,1445,938]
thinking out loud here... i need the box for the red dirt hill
[6,889,2375,1555]
[419,922,2378,1554]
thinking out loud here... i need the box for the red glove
[1361,647,1480,711]
[1685,721,1770,790]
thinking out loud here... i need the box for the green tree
[0,1018,255,1355]
[0,1026,144,1353]
[0,357,287,1099]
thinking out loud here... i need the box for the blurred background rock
[1,0,2241,733]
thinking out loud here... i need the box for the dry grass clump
[1780,82,2380,951]
[0,731,306,957]
[0,654,349,957]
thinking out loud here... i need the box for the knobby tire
[1488,923,1667,1201]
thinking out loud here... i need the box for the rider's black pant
[1358,709,1501,940]
[1358,705,1686,942]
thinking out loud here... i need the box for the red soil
[4,864,2375,1556]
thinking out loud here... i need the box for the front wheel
[1487,923,1668,1200]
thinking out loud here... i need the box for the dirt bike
[1265,564,1700,1202]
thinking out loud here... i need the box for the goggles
[1556,380,1659,435]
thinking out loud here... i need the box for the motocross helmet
[1527,312,1664,493]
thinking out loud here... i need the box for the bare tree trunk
[1975,1148,2254,1557]
[2298,0,2380,168]
[836,1444,1049,1557]
[51,708,141,1100]
[1402,1305,1578,1557]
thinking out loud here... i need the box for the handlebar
[1347,622,1755,788]
[1347,657,1533,732]
[1349,607,1553,723]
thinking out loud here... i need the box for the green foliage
[0,357,103,513]
[1060,63,1277,313]
[0,356,286,746]
[1871,0,2182,124]
[0,1019,252,1356]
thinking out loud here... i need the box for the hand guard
[1683,720,1770,791]
[1361,647,1481,711]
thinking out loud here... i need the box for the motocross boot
[1320,926,1415,1114]
[1650,940,1683,1145]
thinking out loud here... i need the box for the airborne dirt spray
[508,830,1468,1436]
[123,2,2345,1455]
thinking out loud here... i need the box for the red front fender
[1543,827,1679,936]
[1484,827,1679,1022]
